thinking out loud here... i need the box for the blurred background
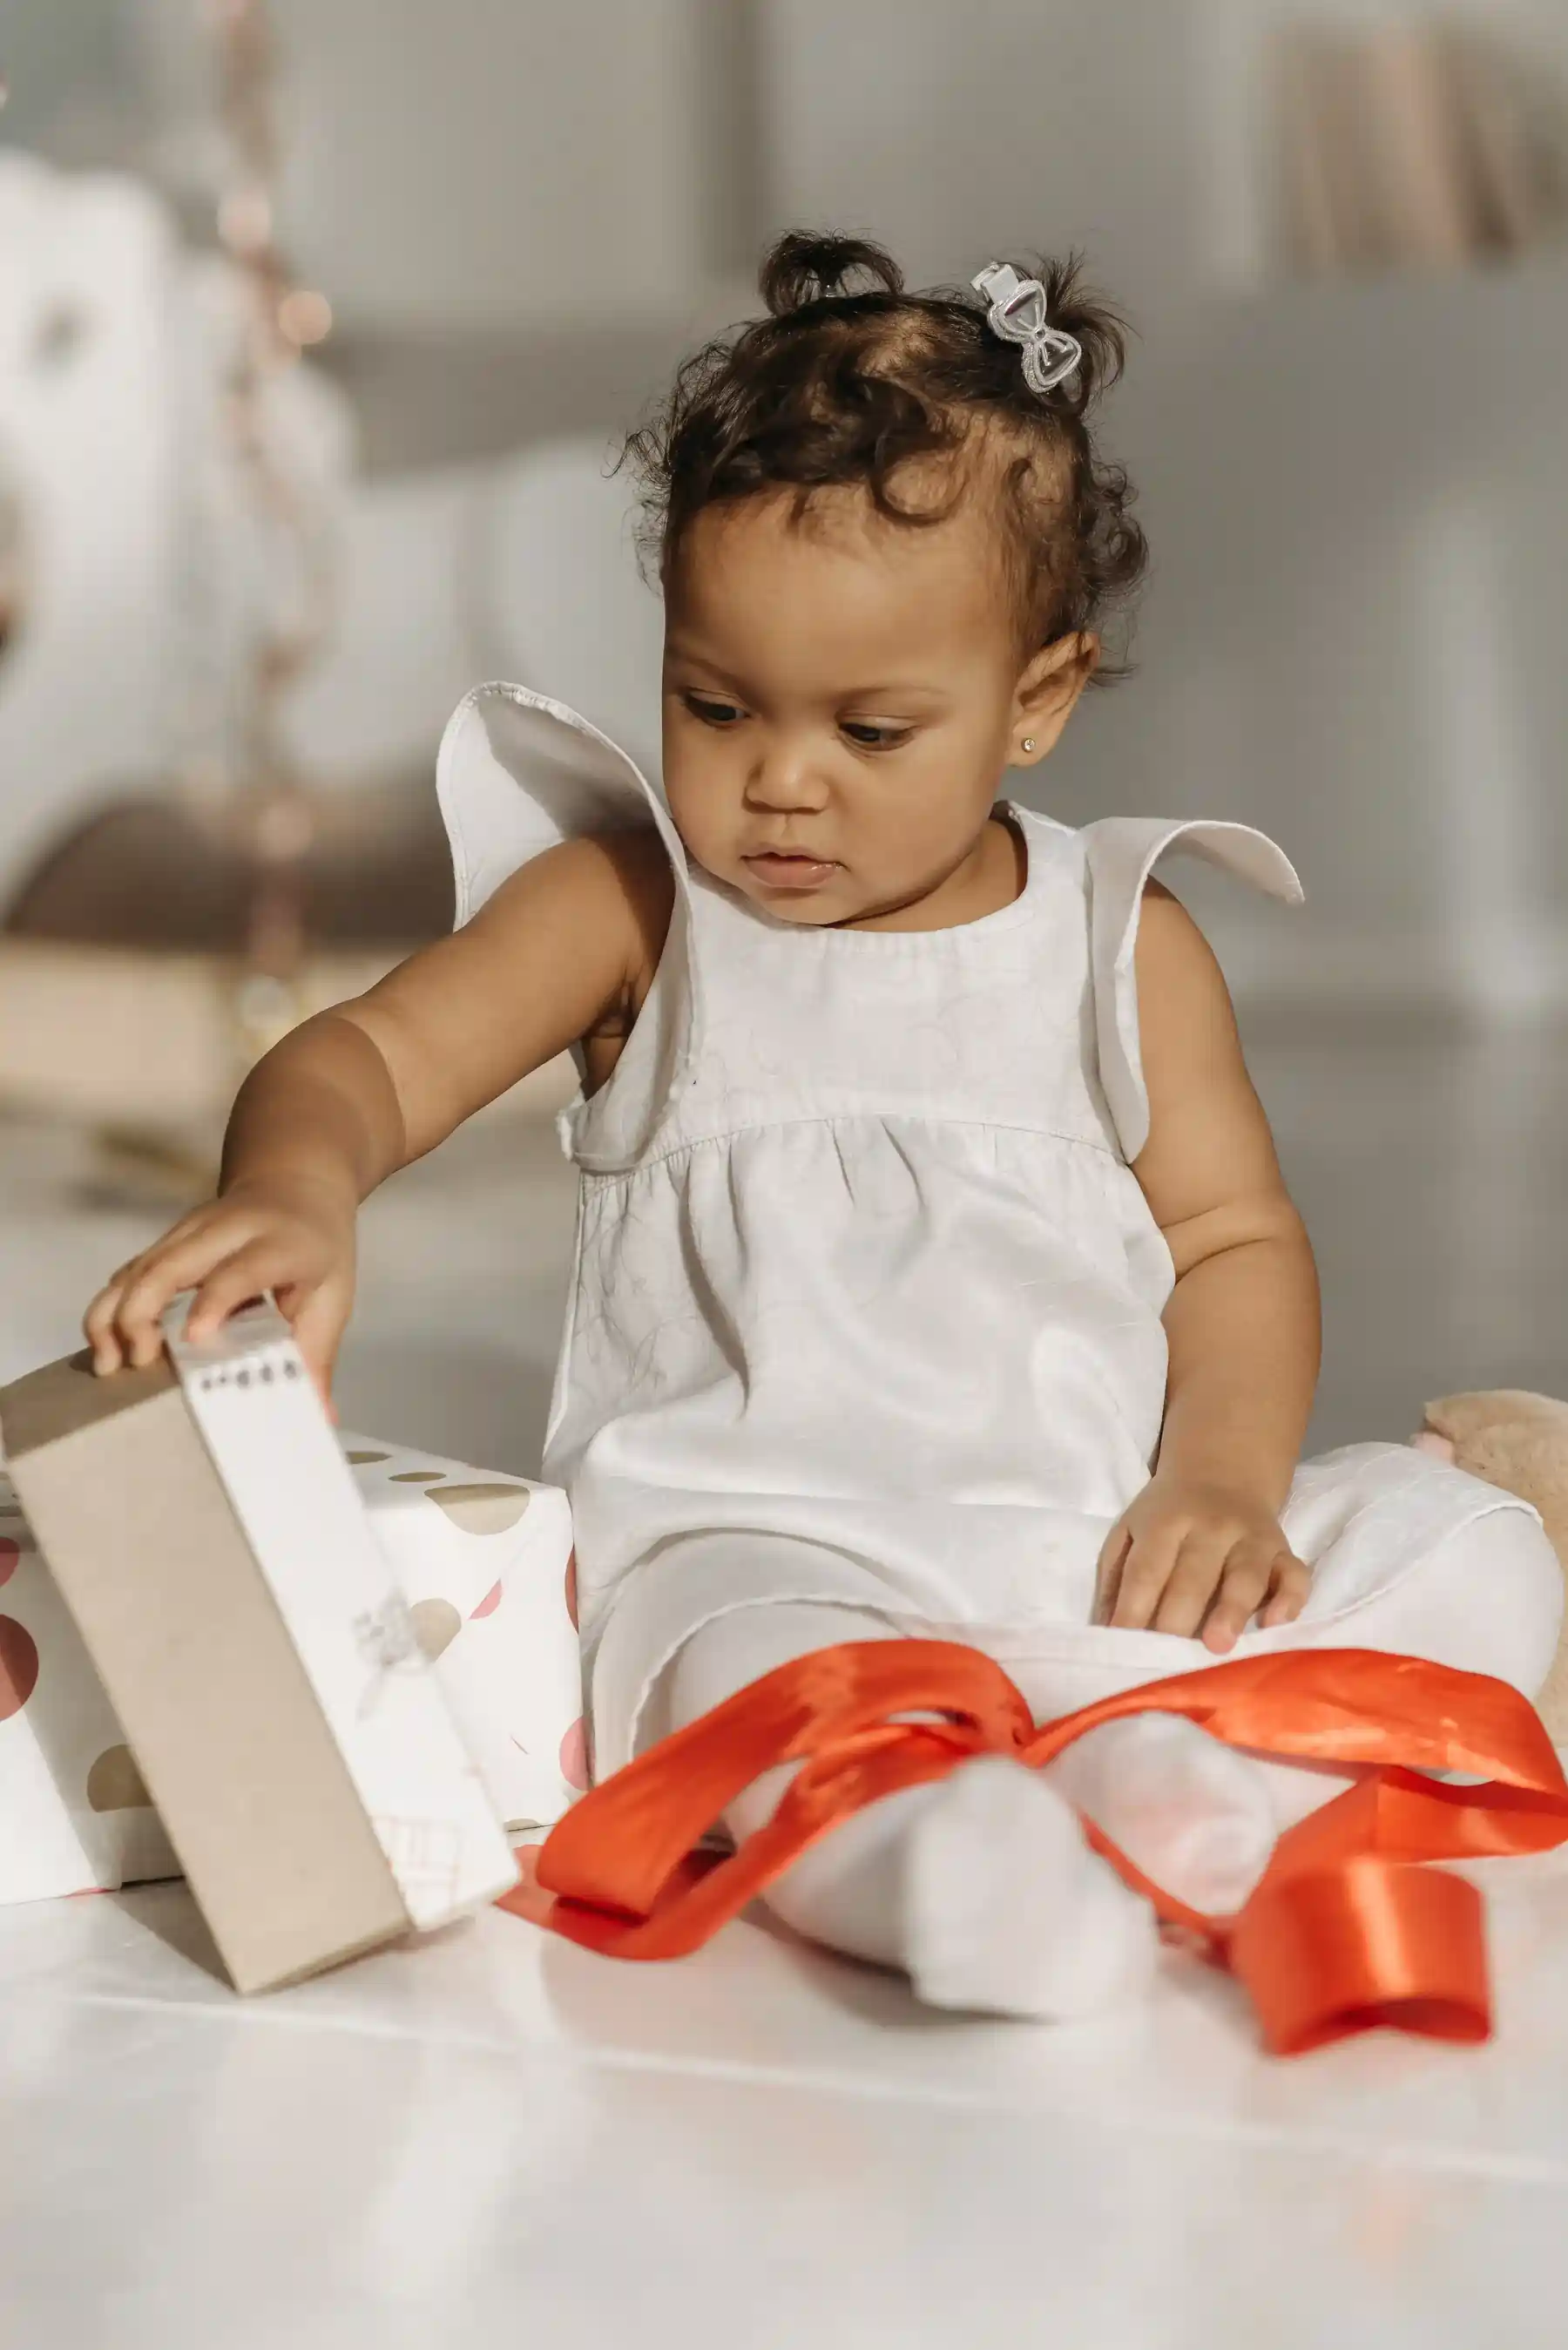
[1,0,1565,1468]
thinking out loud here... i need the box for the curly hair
[623,229,1148,678]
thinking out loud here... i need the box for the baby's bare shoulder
[1135,877,1225,994]
[459,827,675,1040]
[330,825,676,1147]
[527,829,674,993]
[483,827,671,932]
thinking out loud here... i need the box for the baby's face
[661,486,1045,928]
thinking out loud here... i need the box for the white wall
[757,0,1200,327]
[109,0,733,329]
[269,0,716,331]
[0,0,132,156]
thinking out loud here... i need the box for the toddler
[88,234,1563,2018]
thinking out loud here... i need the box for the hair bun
[759,230,904,315]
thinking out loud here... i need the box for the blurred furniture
[0,132,683,1148]
[0,424,661,1139]
[0,158,187,903]
[1273,17,1568,279]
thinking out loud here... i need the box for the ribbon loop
[1231,1858,1490,2056]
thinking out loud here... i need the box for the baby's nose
[745,745,829,813]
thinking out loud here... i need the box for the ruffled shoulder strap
[1082,817,1304,1162]
[437,680,683,922]
[436,681,697,1169]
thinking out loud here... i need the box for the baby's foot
[902,1755,1159,2020]
[1045,1712,1276,1916]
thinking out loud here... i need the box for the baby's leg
[666,1604,1258,2017]
[1050,1507,1565,1846]
[1337,1503,1564,1696]
[1045,1712,1279,1911]
[665,1602,931,1972]
[1254,1502,1565,1830]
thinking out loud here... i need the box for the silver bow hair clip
[971,263,1083,396]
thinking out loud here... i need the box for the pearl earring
[1021,736,1037,755]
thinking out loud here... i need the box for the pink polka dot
[0,1617,39,1720]
[496,1842,553,1927]
[564,1549,578,1630]
[559,1717,589,1790]
[469,1580,503,1620]
[0,1538,19,1588]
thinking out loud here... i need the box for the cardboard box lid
[2,1344,174,1455]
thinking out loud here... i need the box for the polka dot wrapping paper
[340,1438,583,1836]
[0,1474,179,1903]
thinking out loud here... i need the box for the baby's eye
[684,692,745,728]
[841,721,915,751]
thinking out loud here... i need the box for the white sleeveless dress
[440,683,1546,1778]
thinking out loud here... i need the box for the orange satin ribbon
[498,1643,1568,2055]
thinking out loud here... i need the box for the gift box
[0,1335,584,1955]
[337,1436,584,1832]
[0,1303,575,1990]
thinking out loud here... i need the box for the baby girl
[87,233,1563,2018]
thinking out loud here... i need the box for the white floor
[4,1019,1568,2346]
[4,1847,1568,2348]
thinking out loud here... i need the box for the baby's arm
[1098,882,1321,1650]
[85,831,673,1389]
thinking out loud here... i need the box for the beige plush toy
[1415,1392,1568,1741]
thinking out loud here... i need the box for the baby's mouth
[742,849,840,891]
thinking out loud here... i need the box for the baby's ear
[1013,634,1098,756]
[1019,631,1097,708]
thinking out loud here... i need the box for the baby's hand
[1095,1476,1309,1653]
[84,1172,357,1401]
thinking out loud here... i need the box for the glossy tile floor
[6,1846,1568,2350]
[3,1017,1568,2347]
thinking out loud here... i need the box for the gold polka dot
[391,1470,445,1485]
[409,1597,462,1661]
[347,1450,390,1466]
[424,1482,532,1536]
[87,1745,152,1812]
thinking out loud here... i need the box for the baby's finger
[184,1245,283,1342]
[284,1278,351,1411]
[111,1255,216,1368]
[1109,1522,1187,1630]
[97,1209,216,1331]
[1200,1540,1281,1654]
[84,1269,139,1368]
[1093,1521,1132,1626]
[1151,1531,1232,1638]
[109,1218,265,1364]
[1259,1554,1312,1629]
